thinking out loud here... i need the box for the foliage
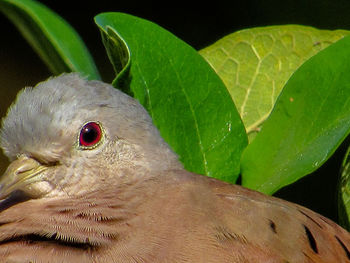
[200,26,349,141]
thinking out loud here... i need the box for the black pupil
[81,125,98,144]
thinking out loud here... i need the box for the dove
[0,73,349,263]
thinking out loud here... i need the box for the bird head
[0,73,181,201]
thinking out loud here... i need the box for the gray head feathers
[0,73,180,170]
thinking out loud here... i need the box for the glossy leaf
[241,35,350,194]
[200,25,349,141]
[0,0,100,79]
[95,12,248,181]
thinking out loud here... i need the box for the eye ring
[79,121,103,149]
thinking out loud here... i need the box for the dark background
[1,0,350,221]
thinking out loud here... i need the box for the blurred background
[1,0,350,220]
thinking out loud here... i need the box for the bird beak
[0,155,48,200]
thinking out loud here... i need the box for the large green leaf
[95,13,248,182]
[200,25,349,141]
[0,0,100,79]
[241,35,350,194]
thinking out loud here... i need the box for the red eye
[79,122,102,148]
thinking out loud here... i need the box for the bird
[0,73,349,263]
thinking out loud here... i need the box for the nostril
[14,158,41,174]
[0,156,49,200]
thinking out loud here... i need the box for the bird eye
[79,122,102,148]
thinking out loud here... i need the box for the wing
[207,177,350,263]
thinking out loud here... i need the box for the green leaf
[95,12,248,182]
[0,0,100,79]
[338,147,350,230]
[98,26,130,92]
[200,25,349,141]
[241,35,350,194]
